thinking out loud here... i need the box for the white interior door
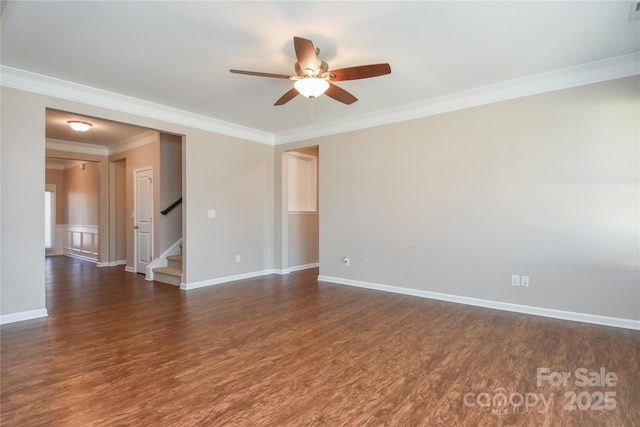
[134,167,153,273]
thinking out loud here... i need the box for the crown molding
[108,129,159,155]
[46,130,159,157]
[62,160,85,170]
[3,53,638,147]
[46,139,109,156]
[45,159,65,170]
[1,66,274,145]
[274,53,640,144]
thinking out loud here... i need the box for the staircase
[152,255,182,286]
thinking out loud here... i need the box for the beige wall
[184,129,274,283]
[1,88,46,316]
[64,161,100,226]
[45,162,101,226]
[305,76,638,321]
[288,213,319,267]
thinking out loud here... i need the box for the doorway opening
[45,108,184,283]
[45,158,101,262]
[284,146,319,272]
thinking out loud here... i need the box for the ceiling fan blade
[325,83,358,105]
[274,87,299,106]
[293,36,318,76]
[326,63,391,81]
[230,69,291,79]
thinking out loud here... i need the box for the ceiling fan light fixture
[67,121,92,132]
[294,78,330,99]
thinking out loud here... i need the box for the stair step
[166,255,182,270]
[153,266,181,286]
[153,266,181,277]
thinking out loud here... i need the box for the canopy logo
[463,367,619,416]
[463,388,554,415]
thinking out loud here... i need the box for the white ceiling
[46,109,153,146]
[2,1,639,144]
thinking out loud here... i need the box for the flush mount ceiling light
[67,121,92,132]
[293,77,330,99]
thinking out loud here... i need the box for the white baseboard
[124,266,135,273]
[181,269,276,290]
[64,252,98,264]
[317,275,640,331]
[97,260,128,267]
[273,262,319,275]
[289,262,319,272]
[1,308,49,325]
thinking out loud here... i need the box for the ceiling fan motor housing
[295,59,329,78]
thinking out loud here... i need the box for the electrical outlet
[511,274,521,287]
[235,255,241,263]
[343,257,350,267]
[521,276,529,287]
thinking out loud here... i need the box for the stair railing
[161,197,182,216]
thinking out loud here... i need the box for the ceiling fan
[230,36,391,106]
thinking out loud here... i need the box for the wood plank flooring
[1,256,638,426]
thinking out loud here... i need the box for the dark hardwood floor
[1,256,638,426]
